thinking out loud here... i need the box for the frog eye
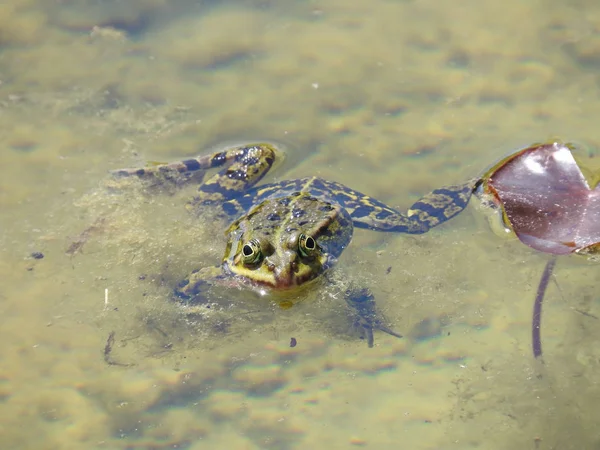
[298,234,317,258]
[241,239,262,265]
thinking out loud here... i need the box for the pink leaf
[486,142,600,255]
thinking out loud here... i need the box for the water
[1,0,600,448]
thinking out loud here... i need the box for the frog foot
[174,266,224,302]
[345,286,403,348]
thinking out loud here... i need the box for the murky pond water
[2,1,600,448]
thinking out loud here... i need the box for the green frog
[113,143,473,347]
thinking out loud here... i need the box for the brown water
[1,1,600,449]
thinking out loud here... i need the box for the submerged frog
[113,143,473,346]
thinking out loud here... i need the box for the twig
[103,331,132,367]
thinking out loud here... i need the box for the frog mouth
[223,260,325,290]
[255,267,322,289]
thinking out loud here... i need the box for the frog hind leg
[345,286,403,348]
[321,179,475,234]
[112,143,282,215]
[404,180,476,233]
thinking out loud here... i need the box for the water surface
[1,1,600,448]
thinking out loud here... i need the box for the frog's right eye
[298,233,318,258]
[242,239,262,265]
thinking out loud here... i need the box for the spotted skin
[113,144,473,232]
[113,143,475,347]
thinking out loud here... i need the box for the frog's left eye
[241,239,262,265]
[298,234,317,258]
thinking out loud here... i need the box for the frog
[112,143,474,347]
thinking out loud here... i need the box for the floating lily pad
[481,142,600,255]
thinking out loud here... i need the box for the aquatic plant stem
[532,257,557,358]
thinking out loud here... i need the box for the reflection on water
[1,0,600,448]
